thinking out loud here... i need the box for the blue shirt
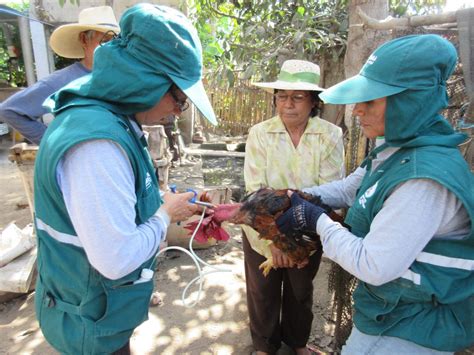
[0,62,89,144]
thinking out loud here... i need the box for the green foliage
[7,1,29,12]
[58,0,80,7]
[0,0,449,89]
[0,1,29,87]
[0,0,79,87]
[390,0,446,16]
[0,29,27,87]
[189,0,448,87]
[189,0,349,87]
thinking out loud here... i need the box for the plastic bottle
[134,268,154,284]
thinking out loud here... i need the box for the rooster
[185,188,343,276]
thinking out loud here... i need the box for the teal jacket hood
[44,4,217,125]
[385,89,467,149]
[383,36,466,149]
[321,34,468,149]
[46,43,170,116]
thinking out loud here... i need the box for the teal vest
[345,145,474,352]
[34,105,161,354]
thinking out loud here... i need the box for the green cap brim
[319,74,406,104]
[169,74,217,126]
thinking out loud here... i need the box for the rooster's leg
[258,258,274,277]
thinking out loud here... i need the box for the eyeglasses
[169,86,190,112]
[99,30,119,46]
[274,93,309,104]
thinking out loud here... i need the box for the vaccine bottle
[134,268,154,284]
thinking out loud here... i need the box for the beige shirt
[243,115,345,257]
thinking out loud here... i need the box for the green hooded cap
[46,3,217,125]
[320,34,466,148]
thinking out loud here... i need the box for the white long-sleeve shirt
[56,129,170,280]
[303,146,471,286]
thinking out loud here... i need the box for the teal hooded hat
[320,34,466,148]
[47,3,217,125]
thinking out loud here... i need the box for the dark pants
[243,232,322,354]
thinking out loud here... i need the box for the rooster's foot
[258,260,274,277]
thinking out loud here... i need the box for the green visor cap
[320,34,457,104]
[119,4,217,125]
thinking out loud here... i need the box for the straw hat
[49,6,119,59]
[252,59,324,93]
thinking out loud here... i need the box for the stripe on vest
[417,252,474,271]
[36,218,83,248]
[401,269,421,285]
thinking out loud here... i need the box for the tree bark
[320,53,346,127]
[344,0,390,128]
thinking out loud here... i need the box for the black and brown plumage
[186,187,344,276]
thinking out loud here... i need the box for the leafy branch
[58,0,80,7]
[189,0,349,87]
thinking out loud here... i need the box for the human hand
[161,191,198,223]
[276,192,326,239]
[270,243,295,269]
[191,190,216,210]
[296,258,309,269]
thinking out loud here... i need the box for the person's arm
[303,167,366,209]
[244,126,268,192]
[0,81,52,144]
[0,63,89,144]
[57,139,170,280]
[317,179,470,285]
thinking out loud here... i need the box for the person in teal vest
[276,34,474,354]
[34,4,217,354]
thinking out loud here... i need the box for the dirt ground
[0,138,335,355]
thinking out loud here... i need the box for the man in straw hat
[34,4,217,354]
[277,34,473,353]
[244,59,344,355]
[0,6,119,144]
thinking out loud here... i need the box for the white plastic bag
[0,223,37,293]
[0,223,35,267]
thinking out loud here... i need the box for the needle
[192,200,216,208]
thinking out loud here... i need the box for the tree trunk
[320,54,346,127]
[329,1,392,351]
[344,0,391,130]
